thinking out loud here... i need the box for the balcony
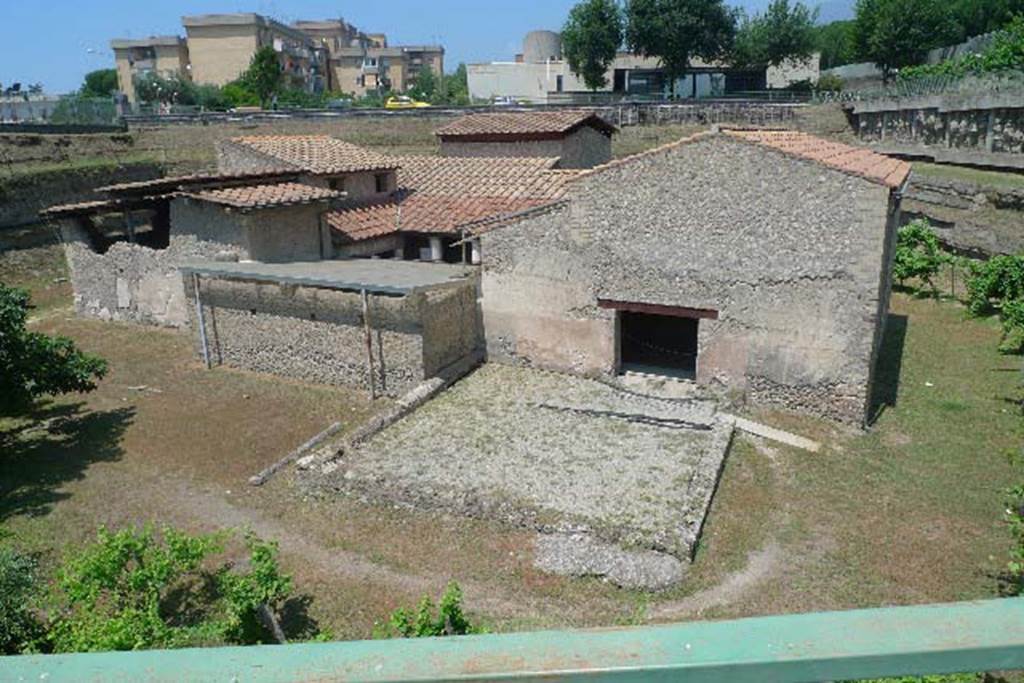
[4,599,1023,682]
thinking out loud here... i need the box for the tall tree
[853,0,958,81]
[733,0,818,68]
[815,20,857,70]
[80,69,118,98]
[409,66,438,102]
[625,0,736,98]
[952,0,1024,41]
[0,285,107,416]
[562,0,625,91]
[443,63,470,105]
[242,46,283,108]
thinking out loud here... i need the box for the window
[556,75,564,92]
[328,177,346,192]
[374,173,389,193]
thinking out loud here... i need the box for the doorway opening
[619,311,699,380]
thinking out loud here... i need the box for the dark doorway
[620,311,699,379]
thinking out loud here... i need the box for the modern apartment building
[110,36,191,105]
[181,14,328,91]
[111,14,443,104]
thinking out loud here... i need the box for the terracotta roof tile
[225,135,399,175]
[326,156,578,242]
[723,129,912,189]
[435,110,617,139]
[96,170,298,195]
[184,182,341,210]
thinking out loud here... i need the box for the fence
[4,598,1023,682]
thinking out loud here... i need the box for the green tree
[443,63,470,105]
[409,66,439,102]
[80,69,118,98]
[625,0,736,98]
[853,0,958,81]
[0,546,41,654]
[241,46,283,108]
[892,220,948,295]
[0,284,107,417]
[133,73,197,106]
[815,20,857,70]
[733,0,818,68]
[562,0,625,91]
[952,0,1024,41]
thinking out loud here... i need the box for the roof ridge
[721,129,911,189]
[570,131,717,181]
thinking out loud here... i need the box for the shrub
[893,220,948,294]
[965,255,1024,315]
[46,526,297,653]
[0,546,42,654]
[0,284,107,417]
[899,15,1024,81]
[815,73,845,91]
[378,582,481,638]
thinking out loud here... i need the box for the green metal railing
[3,599,1023,682]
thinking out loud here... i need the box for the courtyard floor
[313,364,734,565]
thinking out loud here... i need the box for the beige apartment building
[182,14,328,91]
[110,36,191,104]
[112,14,443,104]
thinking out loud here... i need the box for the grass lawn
[913,162,1024,191]
[1,247,1021,649]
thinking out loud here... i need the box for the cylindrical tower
[522,30,562,63]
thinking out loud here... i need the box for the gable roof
[184,182,341,211]
[326,156,577,242]
[435,110,617,141]
[723,129,912,189]
[223,135,399,175]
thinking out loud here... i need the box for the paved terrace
[180,259,475,296]
[317,364,734,564]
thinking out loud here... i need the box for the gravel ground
[314,364,734,561]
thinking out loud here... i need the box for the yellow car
[385,95,431,110]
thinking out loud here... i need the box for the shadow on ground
[0,401,134,523]
[868,313,909,425]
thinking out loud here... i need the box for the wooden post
[123,209,136,243]
[361,289,377,400]
[193,273,211,369]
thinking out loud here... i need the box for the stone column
[429,236,444,263]
[470,239,481,265]
[393,235,406,260]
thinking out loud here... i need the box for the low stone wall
[848,92,1024,159]
[902,176,1024,256]
[187,276,481,397]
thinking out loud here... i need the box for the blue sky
[0,0,854,94]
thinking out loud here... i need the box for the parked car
[492,96,522,106]
[385,96,431,110]
[326,98,353,110]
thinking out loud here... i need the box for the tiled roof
[96,170,298,196]
[184,182,341,210]
[435,110,617,140]
[724,129,912,189]
[326,156,577,242]
[225,135,399,175]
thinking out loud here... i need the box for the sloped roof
[96,170,299,196]
[184,182,341,210]
[225,135,399,175]
[326,156,577,242]
[435,110,617,140]
[723,129,912,189]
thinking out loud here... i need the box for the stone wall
[849,93,1024,158]
[1,162,163,228]
[902,176,1024,256]
[481,134,897,423]
[185,276,481,396]
[439,127,612,169]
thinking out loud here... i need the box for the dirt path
[648,543,784,620]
